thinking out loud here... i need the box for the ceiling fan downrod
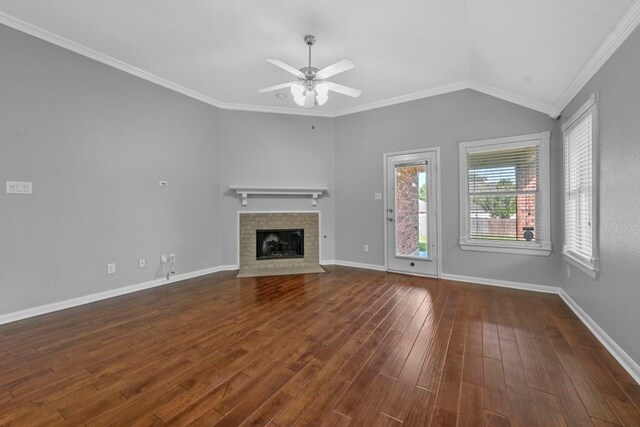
[301,35,318,82]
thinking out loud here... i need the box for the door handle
[387,217,394,222]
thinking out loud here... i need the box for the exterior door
[386,151,438,276]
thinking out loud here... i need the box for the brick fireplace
[237,212,324,278]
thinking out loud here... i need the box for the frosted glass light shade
[316,92,328,105]
[316,82,329,95]
[291,84,304,97]
[291,82,329,107]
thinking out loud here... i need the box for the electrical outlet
[139,258,146,268]
[169,253,176,263]
[374,192,382,200]
[107,263,116,275]
[161,255,167,264]
[363,244,369,252]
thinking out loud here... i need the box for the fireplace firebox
[256,229,304,260]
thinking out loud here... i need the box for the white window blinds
[466,146,539,241]
[459,131,551,256]
[563,104,596,270]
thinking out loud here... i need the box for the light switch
[6,181,33,194]
[374,192,382,200]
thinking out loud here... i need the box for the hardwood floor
[0,266,639,426]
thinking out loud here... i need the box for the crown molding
[330,81,471,117]
[0,10,578,120]
[218,101,334,117]
[467,81,556,118]
[0,11,228,110]
[330,81,556,118]
[224,81,554,118]
[553,0,640,116]
[0,10,336,118]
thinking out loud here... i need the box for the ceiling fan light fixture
[316,94,328,106]
[259,35,360,108]
[316,92,328,106]
[291,83,307,106]
[315,81,329,106]
[293,95,306,106]
[291,84,304,98]
[316,81,329,95]
[303,91,315,108]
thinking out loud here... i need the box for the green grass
[419,234,427,252]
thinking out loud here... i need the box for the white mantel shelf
[230,186,329,206]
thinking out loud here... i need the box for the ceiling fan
[258,35,361,108]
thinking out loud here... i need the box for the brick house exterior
[515,159,537,240]
[395,166,420,255]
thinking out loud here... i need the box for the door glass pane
[395,162,428,257]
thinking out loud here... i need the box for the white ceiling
[0,0,637,117]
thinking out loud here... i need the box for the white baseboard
[440,273,561,294]
[0,264,237,326]
[322,259,387,272]
[559,290,640,384]
[216,264,239,272]
[440,273,639,384]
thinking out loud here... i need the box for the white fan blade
[327,82,361,98]
[316,59,355,80]
[304,91,315,108]
[257,82,296,93]
[266,58,304,78]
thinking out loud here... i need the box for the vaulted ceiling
[0,0,637,117]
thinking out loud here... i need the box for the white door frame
[383,147,442,277]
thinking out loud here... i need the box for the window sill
[459,240,552,256]
[563,252,598,279]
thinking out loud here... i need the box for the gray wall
[560,28,640,363]
[4,16,636,372]
[334,89,563,287]
[0,25,221,315]
[218,110,335,265]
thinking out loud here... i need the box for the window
[459,132,551,256]
[562,94,598,277]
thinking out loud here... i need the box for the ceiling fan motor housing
[300,66,319,81]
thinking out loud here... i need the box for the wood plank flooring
[0,266,639,426]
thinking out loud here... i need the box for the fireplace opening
[256,229,304,260]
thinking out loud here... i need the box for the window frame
[458,131,552,256]
[561,93,599,278]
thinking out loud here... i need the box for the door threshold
[387,269,440,279]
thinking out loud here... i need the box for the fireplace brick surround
[237,212,324,277]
